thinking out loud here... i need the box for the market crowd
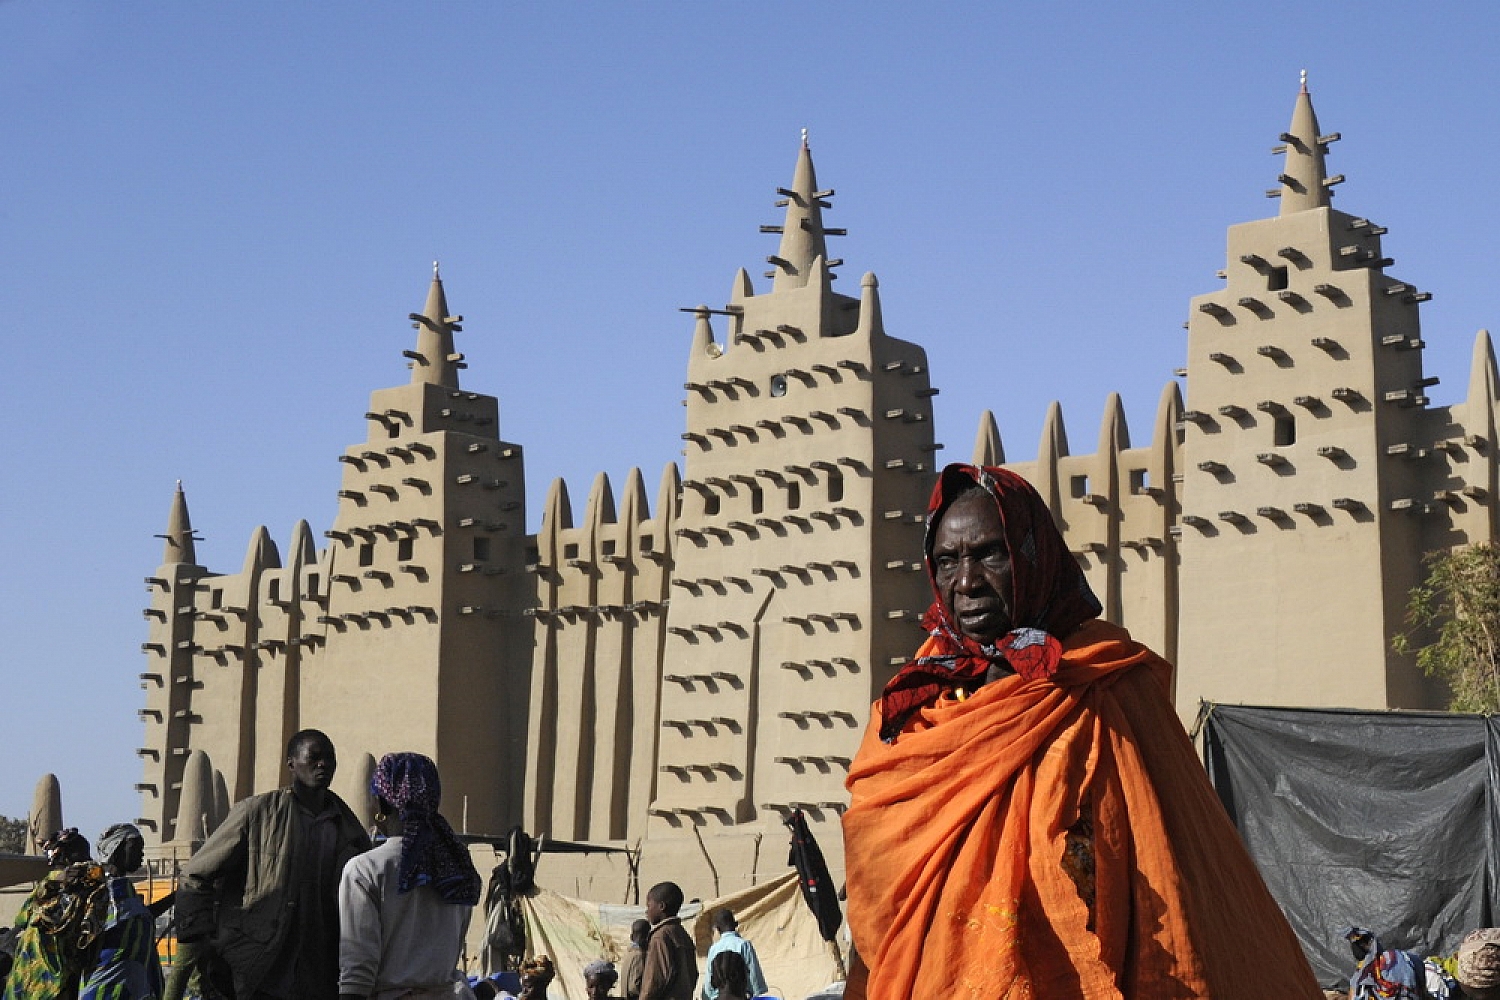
[1,734,768,1000]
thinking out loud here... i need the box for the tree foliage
[0,813,27,854]
[1395,543,1500,713]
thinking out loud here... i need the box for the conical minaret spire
[1277,71,1336,215]
[770,132,834,292]
[161,481,198,564]
[408,263,463,388]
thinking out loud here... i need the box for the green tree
[0,813,27,853]
[1395,542,1500,713]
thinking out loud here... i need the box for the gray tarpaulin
[1201,703,1499,986]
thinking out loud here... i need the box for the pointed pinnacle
[772,140,829,292]
[410,268,459,388]
[1277,77,1331,215]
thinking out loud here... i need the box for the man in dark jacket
[639,882,696,1000]
[173,729,371,1000]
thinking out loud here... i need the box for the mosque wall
[133,88,1500,899]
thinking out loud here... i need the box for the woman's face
[932,491,1013,644]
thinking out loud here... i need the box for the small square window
[1268,266,1289,292]
[397,538,414,561]
[473,537,491,562]
[1070,474,1090,499]
[1274,412,1296,447]
[826,469,844,503]
[1129,469,1150,495]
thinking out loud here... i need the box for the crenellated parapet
[522,465,676,842]
[993,381,1183,663]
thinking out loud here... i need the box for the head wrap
[1458,929,1500,990]
[96,823,142,866]
[371,752,482,905]
[521,955,556,984]
[582,959,617,983]
[42,828,91,867]
[878,464,1102,741]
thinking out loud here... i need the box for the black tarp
[1201,703,1499,986]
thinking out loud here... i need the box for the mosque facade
[134,83,1494,894]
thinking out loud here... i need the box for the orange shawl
[842,620,1321,999]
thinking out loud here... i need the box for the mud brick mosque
[133,81,1497,895]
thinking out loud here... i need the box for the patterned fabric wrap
[1458,928,1500,989]
[79,876,165,1000]
[1346,926,1426,1000]
[2,864,107,1000]
[370,752,482,905]
[878,464,1103,740]
[1425,959,1459,1000]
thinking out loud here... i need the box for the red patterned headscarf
[877,464,1102,741]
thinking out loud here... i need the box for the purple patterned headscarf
[371,752,481,905]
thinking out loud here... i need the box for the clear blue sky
[4,1,1499,841]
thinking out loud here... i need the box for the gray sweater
[338,837,475,999]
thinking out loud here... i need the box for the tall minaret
[297,267,533,836]
[640,137,937,889]
[1176,75,1444,716]
[137,482,208,845]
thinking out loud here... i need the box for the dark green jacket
[175,788,369,999]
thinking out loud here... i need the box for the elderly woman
[842,464,1323,999]
[337,752,482,1000]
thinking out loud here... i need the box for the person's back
[337,751,481,1000]
[639,883,696,1000]
[701,910,765,1000]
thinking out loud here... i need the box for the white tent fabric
[494,870,844,1000]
